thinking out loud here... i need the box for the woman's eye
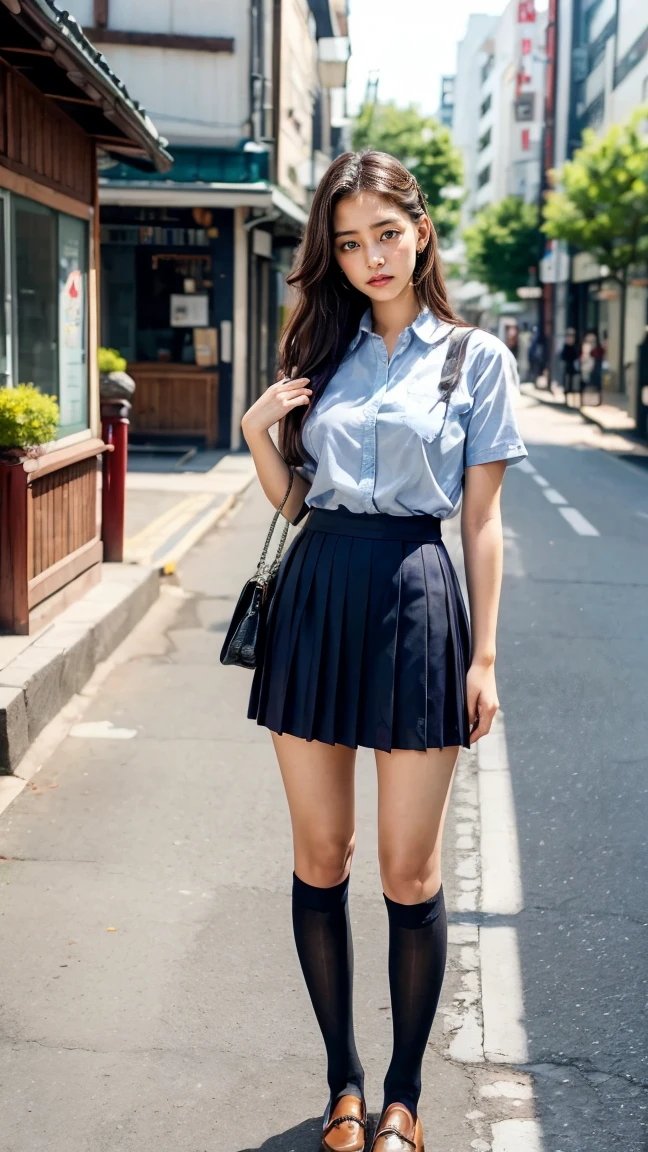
[382,229,400,240]
[341,240,358,251]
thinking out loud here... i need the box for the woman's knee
[379,849,440,905]
[295,831,356,889]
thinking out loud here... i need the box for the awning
[99,180,308,230]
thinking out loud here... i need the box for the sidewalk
[520,382,648,468]
[123,448,256,573]
[0,450,256,774]
[521,380,638,434]
[0,480,539,1152]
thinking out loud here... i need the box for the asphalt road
[0,392,646,1152]
[497,396,648,1151]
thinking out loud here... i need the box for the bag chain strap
[254,467,294,585]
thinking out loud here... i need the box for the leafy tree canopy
[463,196,542,300]
[351,101,464,241]
[542,106,648,279]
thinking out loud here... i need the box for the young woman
[241,151,527,1152]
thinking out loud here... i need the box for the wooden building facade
[0,0,170,634]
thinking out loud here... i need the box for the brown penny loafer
[371,1103,424,1152]
[321,1094,367,1152]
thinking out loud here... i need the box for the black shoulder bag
[220,469,294,670]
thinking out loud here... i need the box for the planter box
[0,438,108,635]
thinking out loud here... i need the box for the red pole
[101,397,130,563]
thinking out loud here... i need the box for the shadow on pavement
[237,1115,380,1152]
[235,1116,323,1152]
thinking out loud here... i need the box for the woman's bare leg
[376,745,459,903]
[272,732,357,885]
[376,745,460,1120]
[272,732,364,1106]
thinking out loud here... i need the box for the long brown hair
[278,150,469,466]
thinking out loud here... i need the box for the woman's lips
[367,275,393,286]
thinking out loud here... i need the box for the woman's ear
[418,217,432,249]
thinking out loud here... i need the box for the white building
[63,0,351,448]
[453,2,546,225]
[548,0,647,401]
[452,14,498,228]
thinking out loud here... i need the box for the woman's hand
[241,375,312,437]
[466,659,499,744]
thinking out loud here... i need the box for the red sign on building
[518,0,536,22]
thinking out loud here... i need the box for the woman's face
[332,192,430,303]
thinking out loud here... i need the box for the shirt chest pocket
[404,381,473,444]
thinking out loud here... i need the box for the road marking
[480,926,528,1063]
[559,506,600,536]
[517,459,536,474]
[477,713,523,915]
[449,705,543,1147]
[542,487,568,505]
[531,473,549,487]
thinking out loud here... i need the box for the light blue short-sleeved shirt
[297,306,527,520]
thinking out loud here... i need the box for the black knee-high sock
[292,872,364,1104]
[382,885,447,1117]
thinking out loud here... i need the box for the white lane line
[531,473,549,488]
[480,926,528,1064]
[542,487,568,506]
[558,506,600,536]
[477,713,523,915]
[517,459,536,474]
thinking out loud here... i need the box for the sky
[346,0,548,118]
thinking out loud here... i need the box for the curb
[0,564,159,775]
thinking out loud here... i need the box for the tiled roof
[25,0,172,171]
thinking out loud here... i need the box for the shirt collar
[347,305,446,353]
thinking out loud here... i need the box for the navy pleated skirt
[248,506,472,753]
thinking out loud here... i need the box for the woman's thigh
[376,745,460,904]
[272,732,357,888]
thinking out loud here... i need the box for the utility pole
[364,69,379,129]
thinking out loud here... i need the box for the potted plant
[98,346,135,402]
[0,384,59,464]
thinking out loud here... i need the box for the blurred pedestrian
[580,329,604,403]
[238,150,527,1152]
[517,321,531,382]
[560,327,580,400]
[505,322,519,361]
[528,324,547,385]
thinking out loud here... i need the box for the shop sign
[170,294,209,327]
[515,92,536,121]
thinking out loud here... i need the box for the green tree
[352,101,464,240]
[463,196,542,300]
[542,107,648,389]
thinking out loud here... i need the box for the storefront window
[12,195,88,437]
[14,197,58,396]
[58,214,88,433]
[0,194,8,384]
